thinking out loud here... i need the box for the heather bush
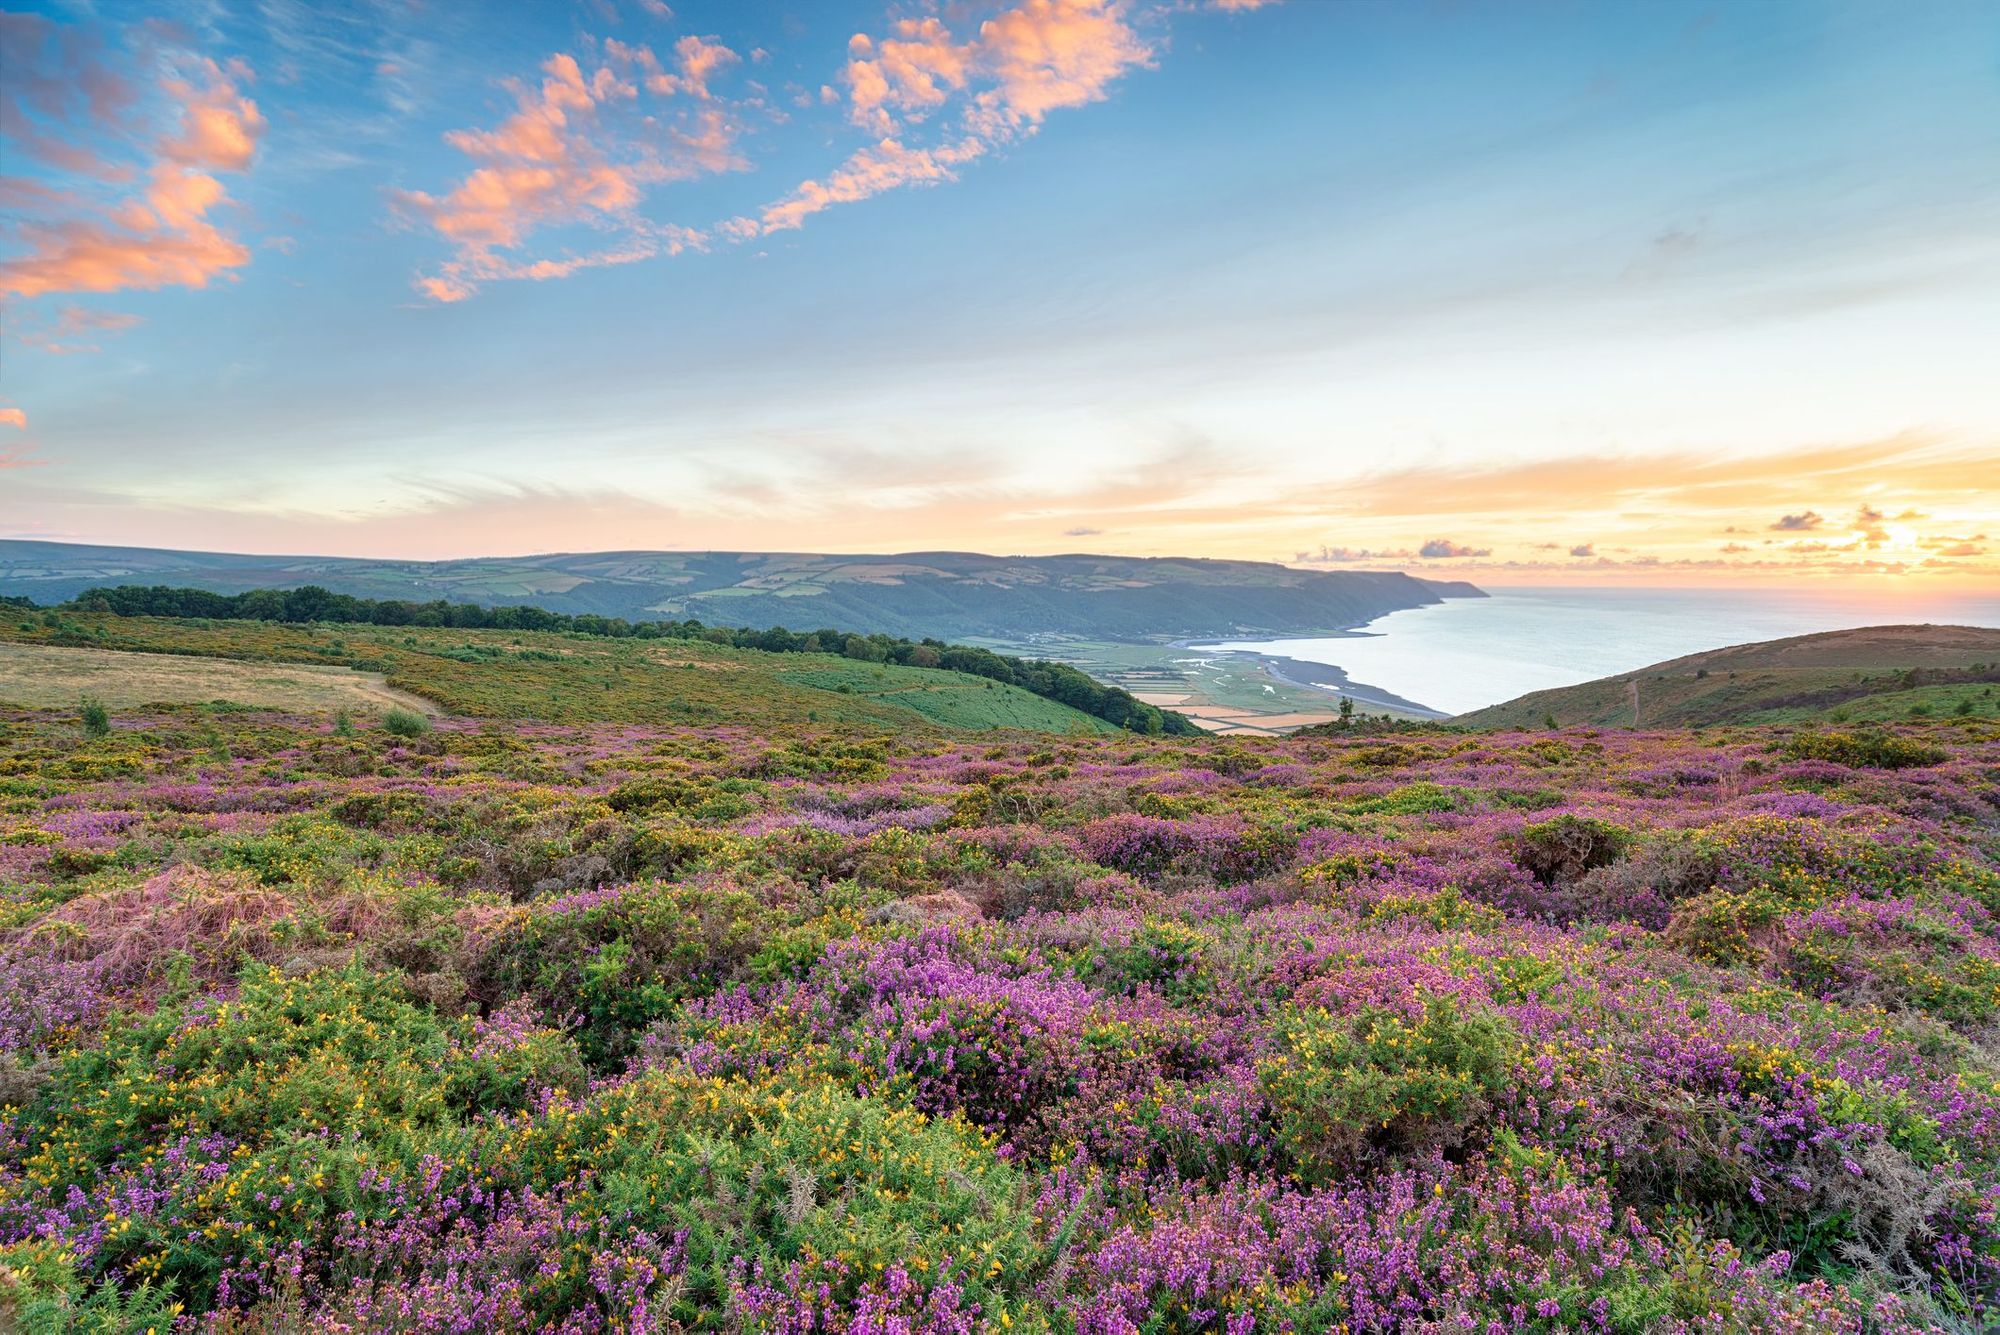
[0,706,1995,1327]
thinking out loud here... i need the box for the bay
[1197,585,2000,715]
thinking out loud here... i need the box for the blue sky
[2,0,1997,583]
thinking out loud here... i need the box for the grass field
[0,614,1116,735]
[0,641,436,715]
[777,663,1118,733]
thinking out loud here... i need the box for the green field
[0,613,1117,736]
[778,663,1118,733]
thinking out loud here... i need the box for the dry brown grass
[0,641,437,715]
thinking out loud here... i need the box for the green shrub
[381,708,431,738]
[474,879,783,1065]
[512,1069,1044,1322]
[1781,729,1946,769]
[1516,813,1631,884]
[1259,998,1517,1175]
[77,696,110,739]
[0,1240,184,1334]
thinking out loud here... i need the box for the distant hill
[0,541,1482,642]
[1454,624,2000,728]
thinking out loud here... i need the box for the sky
[1,0,1997,586]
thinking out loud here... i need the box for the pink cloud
[0,408,26,430]
[844,19,971,133]
[756,135,987,233]
[974,0,1154,126]
[161,59,264,171]
[400,44,745,301]
[0,24,262,301]
[3,161,251,297]
[739,0,1155,240]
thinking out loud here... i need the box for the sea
[1197,585,2000,716]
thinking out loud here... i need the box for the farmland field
[2,683,1998,1331]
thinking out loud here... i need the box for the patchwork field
[973,637,1399,734]
[2,687,1998,1330]
[0,641,436,715]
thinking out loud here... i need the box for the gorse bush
[1260,998,1519,1173]
[1782,727,1949,769]
[1514,811,1631,884]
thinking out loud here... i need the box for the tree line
[53,585,1200,736]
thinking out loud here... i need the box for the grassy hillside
[0,613,1119,736]
[0,540,1482,640]
[1456,623,2000,728]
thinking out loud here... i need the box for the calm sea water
[1200,586,2000,715]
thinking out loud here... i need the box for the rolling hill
[0,541,1482,641]
[1454,623,2000,728]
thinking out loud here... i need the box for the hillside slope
[1455,623,2000,728]
[0,541,1482,641]
[0,614,1120,735]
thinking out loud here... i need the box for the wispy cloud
[735,0,1156,240]
[11,305,144,355]
[0,17,265,300]
[396,40,745,301]
[396,1,1275,299]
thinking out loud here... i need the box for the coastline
[1191,646,1448,719]
[1170,616,1452,721]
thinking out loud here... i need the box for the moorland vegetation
[1,664,1997,1330]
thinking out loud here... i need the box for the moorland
[0,596,1997,1332]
